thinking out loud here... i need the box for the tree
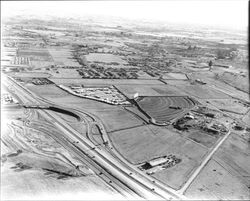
[208,60,213,67]
[208,60,213,71]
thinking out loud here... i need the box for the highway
[24,120,138,198]
[5,75,183,200]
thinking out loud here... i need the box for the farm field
[187,72,250,101]
[30,60,54,69]
[17,48,52,60]
[109,125,208,189]
[174,85,231,99]
[152,155,197,190]
[85,53,127,64]
[116,84,187,98]
[50,69,82,78]
[206,98,249,114]
[49,78,163,86]
[124,106,150,123]
[184,159,250,200]
[85,108,144,132]
[109,125,208,164]
[218,71,249,93]
[25,84,144,132]
[48,47,81,67]
[10,72,51,78]
[164,80,192,86]
[214,134,250,178]
[26,84,69,98]
[186,130,218,148]
[162,73,187,80]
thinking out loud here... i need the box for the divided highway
[5,76,184,200]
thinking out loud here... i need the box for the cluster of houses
[59,85,130,105]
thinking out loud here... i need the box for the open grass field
[174,85,231,99]
[185,159,250,200]
[44,95,116,110]
[86,108,144,132]
[26,84,69,98]
[24,28,66,37]
[218,71,249,93]
[85,53,127,64]
[162,73,187,80]
[50,69,82,78]
[30,61,54,69]
[187,71,250,101]
[124,106,150,123]
[165,80,192,86]
[17,48,52,59]
[242,111,250,126]
[109,125,208,164]
[116,84,187,98]
[48,48,81,67]
[152,155,197,190]
[11,72,51,78]
[206,98,249,114]
[187,130,218,148]
[49,78,163,86]
[109,125,208,189]
[215,134,250,177]
[25,85,144,132]
[136,96,197,123]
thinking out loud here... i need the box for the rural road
[178,129,231,194]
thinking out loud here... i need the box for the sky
[1,1,248,29]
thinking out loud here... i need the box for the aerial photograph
[1,1,249,200]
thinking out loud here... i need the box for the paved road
[178,129,231,194]
[5,75,181,200]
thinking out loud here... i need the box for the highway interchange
[4,75,185,200]
[3,75,233,200]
